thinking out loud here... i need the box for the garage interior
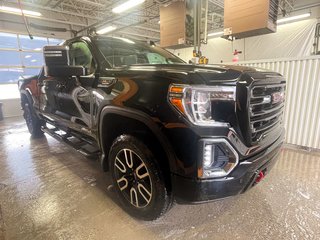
[0,0,320,239]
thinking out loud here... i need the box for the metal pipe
[313,23,320,55]
[134,26,160,33]
[5,2,102,21]
[198,0,201,51]
[284,0,294,10]
[53,0,65,8]
[117,31,159,40]
[203,0,209,44]
[193,0,197,51]
[292,2,320,11]
[75,2,157,35]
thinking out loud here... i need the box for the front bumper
[172,132,283,203]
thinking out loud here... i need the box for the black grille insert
[250,83,286,142]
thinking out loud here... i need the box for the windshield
[94,37,185,67]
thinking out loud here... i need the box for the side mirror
[43,45,86,77]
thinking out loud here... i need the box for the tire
[109,135,172,220]
[23,102,44,138]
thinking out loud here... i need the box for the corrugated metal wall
[238,56,320,149]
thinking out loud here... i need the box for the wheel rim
[24,104,34,133]
[114,149,152,208]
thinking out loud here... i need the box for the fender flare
[20,89,40,118]
[98,106,177,173]
[20,89,34,106]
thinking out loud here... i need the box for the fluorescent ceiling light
[208,31,224,37]
[96,26,117,35]
[0,6,41,17]
[112,0,145,14]
[277,13,311,24]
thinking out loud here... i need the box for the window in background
[48,38,64,45]
[21,52,44,67]
[23,68,41,78]
[0,51,22,66]
[0,68,24,84]
[0,32,18,49]
[0,32,65,99]
[19,35,48,51]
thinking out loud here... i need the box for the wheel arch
[20,89,33,107]
[98,106,177,190]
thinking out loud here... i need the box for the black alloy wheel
[109,135,172,220]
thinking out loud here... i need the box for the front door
[38,40,97,129]
[56,41,97,129]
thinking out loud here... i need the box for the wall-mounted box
[224,0,279,39]
[160,0,195,48]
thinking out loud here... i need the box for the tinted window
[95,37,185,67]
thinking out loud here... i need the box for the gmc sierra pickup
[19,35,286,220]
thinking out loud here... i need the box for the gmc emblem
[271,92,285,104]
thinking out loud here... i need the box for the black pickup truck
[19,35,286,220]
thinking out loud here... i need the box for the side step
[42,126,100,159]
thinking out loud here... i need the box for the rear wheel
[109,135,172,220]
[23,102,43,138]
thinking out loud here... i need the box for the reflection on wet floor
[0,117,320,240]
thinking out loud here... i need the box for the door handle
[98,77,117,88]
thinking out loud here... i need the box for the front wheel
[109,135,172,220]
[23,102,43,138]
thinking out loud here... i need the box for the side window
[69,42,95,74]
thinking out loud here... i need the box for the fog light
[199,139,239,178]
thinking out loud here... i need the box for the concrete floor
[0,117,320,240]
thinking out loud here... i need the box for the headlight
[168,84,236,126]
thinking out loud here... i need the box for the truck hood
[111,64,281,85]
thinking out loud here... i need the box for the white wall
[170,7,320,64]
[239,56,320,150]
[1,98,22,118]
[0,84,22,118]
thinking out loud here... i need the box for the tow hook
[255,171,265,183]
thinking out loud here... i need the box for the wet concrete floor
[0,117,319,240]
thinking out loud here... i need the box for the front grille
[249,83,286,143]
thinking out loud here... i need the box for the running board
[42,126,100,159]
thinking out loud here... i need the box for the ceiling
[0,0,223,40]
[0,0,319,40]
